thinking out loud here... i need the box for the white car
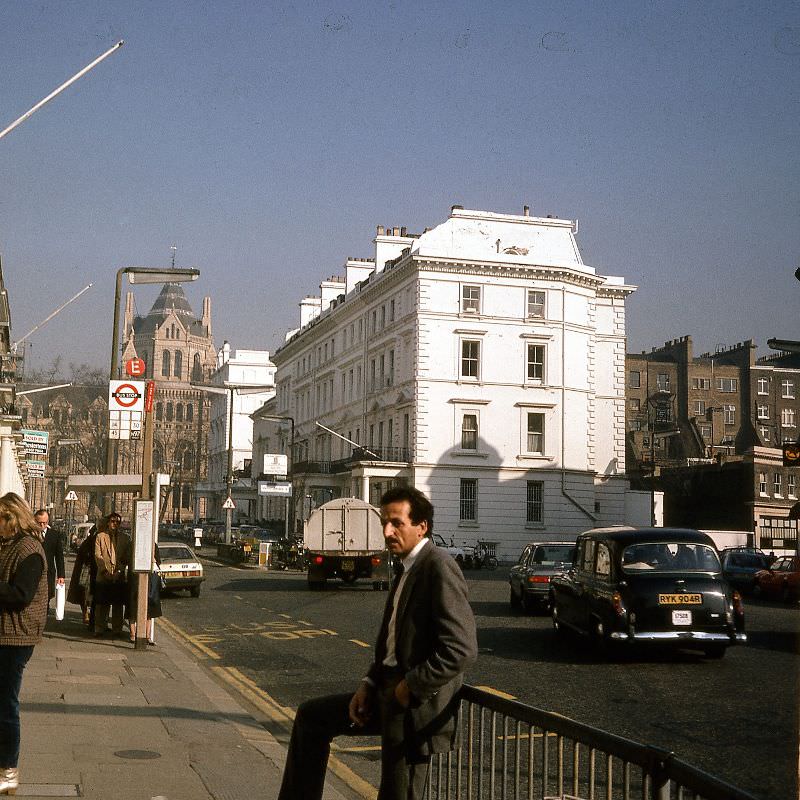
[433,534,466,565]
[158,544,204,597]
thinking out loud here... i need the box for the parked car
[157,544,204,597]
[550,527,746,659]
[433,534,466,565]
[753,555,800,602]
[510,541,575,614]
[719,548,772,593]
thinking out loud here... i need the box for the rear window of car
[532,545,575,565]
[159,547,195,561]
[728,553,769,568]
[621,542,720,573]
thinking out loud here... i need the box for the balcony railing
[294,446,412,476]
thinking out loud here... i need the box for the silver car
[510,541,576,614]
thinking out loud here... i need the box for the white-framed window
[781,379,795,398]
[526,481,543,523]
[699,425,711,439]
[526,343,545,382]
[781,408,796,427]
[758,472,768,495]
[526,412,545,454]
[692,377,711,390]
[774,472,783,497]
[757,404,769,420]
[656,373,670,391]
[759,425,770,442]
[461,285,481,314]
[461,339,481,379]
[723,404,736,425]
[757,377,769,395]
[526,290,545,319]
[629,370,641,389]
[694,400,706,415]
[717,377,738,393]
[459,478,478,521]
[789,474,797,498]
[461,413,478,450]
[630,419,641,431]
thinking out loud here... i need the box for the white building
[204,343,275,520]
[270,206,650,557]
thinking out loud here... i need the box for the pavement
[17,606,358,800]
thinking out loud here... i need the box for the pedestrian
[66,525,97,627]
[278,486,478,800]
[93,513,130,638]
[0,492,48,796]
[33,510,65,611]
[127,546,162,645]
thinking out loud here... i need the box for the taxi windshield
[621,542,720,574]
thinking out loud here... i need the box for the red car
[753,555,800,602]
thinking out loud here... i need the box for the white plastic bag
[54,583,65,621]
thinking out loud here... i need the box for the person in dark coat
[67,525,98,626]
[33,510,64,604]
[278,487,478,800]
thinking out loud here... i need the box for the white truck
[304,497,390,589]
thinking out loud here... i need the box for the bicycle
[465,540,498,570]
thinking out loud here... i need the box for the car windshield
[159,546,195,561]
[621,542,720,573]
[532,545,575,565]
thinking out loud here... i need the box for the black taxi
[549,527,746,658]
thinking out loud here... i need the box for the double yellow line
[161,616,378,800]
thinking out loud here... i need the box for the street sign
[144,381,156,413]
[21,429,49,457]
[783,443,800,467]
[125,357,146,377]
[258,480,292,497]
[64,490,78,501]
[108,409,142,440]
[263,453,288,477]
[222,496,236,510]
[108,380,145,412]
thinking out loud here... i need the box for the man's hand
[394,678,412,708]
[348,681,374,727]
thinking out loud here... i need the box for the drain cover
[114,749,162,760]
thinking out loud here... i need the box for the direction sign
[222,496,236,510]
[109,380,145,412]
[21,429,49,457]
[258,480,292,497]
[26,459,46,478]
[125,358,146,377]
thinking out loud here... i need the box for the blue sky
[1,1,797,374]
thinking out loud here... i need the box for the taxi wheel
[189,586,200,598]
[551,605,566,636]
[703,644,726,659]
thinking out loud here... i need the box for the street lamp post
[253,413,295,539]
[104,267,199,510]
[191,382,272,544]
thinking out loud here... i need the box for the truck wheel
[308,579,326,591]
[341,573,357,584]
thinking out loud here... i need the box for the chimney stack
[523,205,530,216]
[377,225,385,236]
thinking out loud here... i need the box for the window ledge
[517,454,555,463]
[458,521,480,528]
[451,450,490,459]
[524,522,545,529]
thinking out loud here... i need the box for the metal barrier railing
[426,685,759,800]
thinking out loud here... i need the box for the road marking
[350,639,371,648]
[278,613,291,618]
[297,620,313,626]
[160,617,221,661]
[234,595,243,600]
[333,744,382,753]
[475,685,516,700]
[214,667,377,799]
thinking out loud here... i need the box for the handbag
[54,583,66,621]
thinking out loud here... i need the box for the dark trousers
[0,645,34,768]
[278,689,430,800]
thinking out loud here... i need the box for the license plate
[672,610,692,626]
[341,559,355,571]
[658,593,702,605]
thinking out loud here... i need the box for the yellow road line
[215,667,376,799]
[160,617,221,661]
[475,685,517,700]
[349,639,371,648]
[333,744,382,753]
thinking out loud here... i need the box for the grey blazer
[368,542,478,756]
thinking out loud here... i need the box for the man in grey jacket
[278,486,477,800]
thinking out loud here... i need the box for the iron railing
[424,685,759,800]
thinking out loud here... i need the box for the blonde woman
[0,492,48,795]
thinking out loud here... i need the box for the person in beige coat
[93,513,130,637]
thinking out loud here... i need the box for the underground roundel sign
[108,380,145,412]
